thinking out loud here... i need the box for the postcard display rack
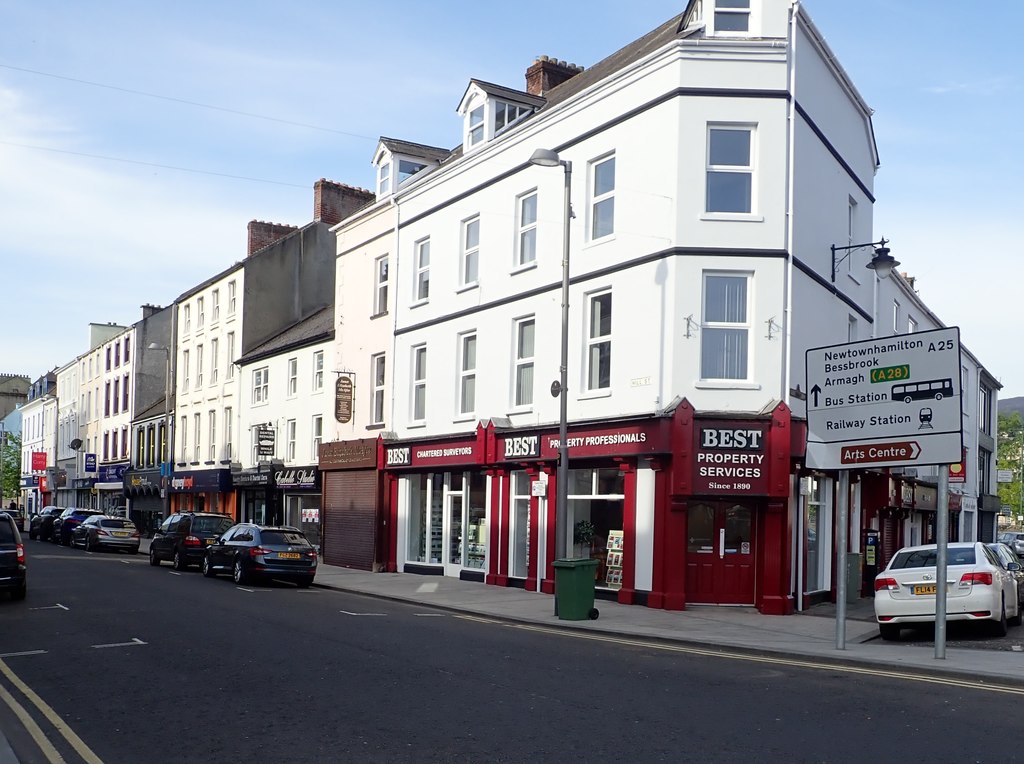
[604,531,624,589]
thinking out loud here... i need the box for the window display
[568,468,624,589]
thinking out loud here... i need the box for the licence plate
[278,552,301,559]
[205,538,215,545]
[113,532,129,537]
[913,584,937,595]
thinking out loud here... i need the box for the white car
[873,541,1021,641]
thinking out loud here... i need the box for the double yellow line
[0,658,103,763]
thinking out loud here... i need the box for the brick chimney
[526,56,584,97]
[247,220,299,257]
[314,179,376,226]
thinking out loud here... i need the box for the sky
[1,1,1021,398]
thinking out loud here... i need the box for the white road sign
[805,326,963,470]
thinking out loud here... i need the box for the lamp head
[866,243,900,280]
[529,148,561,167]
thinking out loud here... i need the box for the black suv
[149,512,234,570]
[0,511,27,600]
[29,506,61,541]
[52,508,103,546]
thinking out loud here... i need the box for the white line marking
[169,571,182,576]
[236,587,255,592]
[121,559,131,564]
[57,603,68,611]
[91,637,147,649]
[29,603,69,611]
[414,613,445,617]
[0,650,47,658]
[339,610,386,616]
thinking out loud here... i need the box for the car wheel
[11,583,26,601]
[149,546,161,566]
[233,559,248,585]
[172,549,187,571]
[84,535,94,552]
[878,624,901,641]
[992,599,1009,637]
[202,555,216,578]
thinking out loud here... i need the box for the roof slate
[238,306,334,365]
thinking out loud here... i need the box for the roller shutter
[323,469,378,570]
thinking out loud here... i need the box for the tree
[997,412,1024,528]
[1,432,21,505]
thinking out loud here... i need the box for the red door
[686,501,756,605]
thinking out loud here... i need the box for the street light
[148,342,172,522]
[529,147,573,563]
[830,238,899,283]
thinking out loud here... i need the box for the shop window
[510,471,532,578]
[805,476,832,593]
[567,468,625,589]
[408,473,444,564]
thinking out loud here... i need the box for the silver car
[72,515,140,554]
[998,532,1024,558]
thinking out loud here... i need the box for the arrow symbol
[810,384,821,407]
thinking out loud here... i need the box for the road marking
[455,615,500,624]
[0,658,104,763]
[0,651,47,659]
[168,571,182,576]
[91,638,147,649]
[0,680,64,764]
[339,610,386,616]
[414,613,445,617]
[505,623,1024,696]
[29,604,69,612]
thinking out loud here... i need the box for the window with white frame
[210,337,219,385]
[371,353,386,425]
[196,344,204,388]
[412,345,427,422]
[706,126,753,213]
[700,273,750,380]
[590,155,615,239]
[586,293,612,390]
[223,407,232,460]
[461,216,480,287]
[226,332,236,379]
[377,161,391,196]
[286,419,297,461]
[374,255,389,315]
[458,333,477,416]
[846,197,858,276]
[514,317,535,407]
[193,413,201,461]
[313,351,324,391]
[848,315,858,343]
[467,105,485,146]
[252,367,269,404]
[183,304,191,334]
[287,357,298,397]
[182,350,190,392]
[414,238,430,301]
[714,0,750,32]
[228,280,237,315]
[208,410,217,462]
[495,101,530,134]
[211,289,220,323]
[312,415,323,459]
[908,316,918,333]
[516,191,537,267]
[398,159,426,185]
[197,297,205,329]
[892,300,900,333]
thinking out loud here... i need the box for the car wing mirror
[1008,562,1021,572]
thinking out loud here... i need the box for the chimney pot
[526,55,583,96]
[314,179,376,226]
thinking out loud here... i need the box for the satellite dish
[69,438,83,450]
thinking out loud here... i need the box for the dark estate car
[149,512,234,570]
[203,524,317,587]
[29,506,62,541]
[998,532,1024,558]
[988,542,1024,615]
[1,505,25,529]
[52,508,103,546]
[0,511,27,600]
[72,515,141,554]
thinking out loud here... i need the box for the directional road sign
[805,326,963,470]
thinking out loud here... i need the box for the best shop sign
[693,424,769,495]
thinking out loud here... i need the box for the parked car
[997,532,1024,558]
[987,542,1024,615]
[0,511,26,600]
[72,515,141,554]
[873,542,1021,641]
[1,504,25,530]
[149,512,234,570]
[29,506,61,541]
[53,508,103,546]
[203,524,317,587]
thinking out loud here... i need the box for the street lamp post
[149,343,172,522]
[530,147,573,563]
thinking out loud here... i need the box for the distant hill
[999,396,1024,418]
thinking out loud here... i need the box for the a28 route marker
[805,326,963,661]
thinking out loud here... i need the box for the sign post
[806,327,963,655]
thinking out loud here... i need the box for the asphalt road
[1,542,1019,763]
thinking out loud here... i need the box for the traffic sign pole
[835,470,849,650]
[935,469,949,660]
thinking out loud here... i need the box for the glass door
[685,501,756,605]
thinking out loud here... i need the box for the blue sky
[1,1,1021,398]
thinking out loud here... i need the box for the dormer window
[468,106,485,146]
[714,0,750,33]
[373,138,447,198]
[495,102,530,134]
[398,160,427,185]
[378,161,391,196]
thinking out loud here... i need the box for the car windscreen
[259,530,310,547]
[890,548,976,569]
[193,516,234,534]
[99,519,135,529]
[0,520,15,542]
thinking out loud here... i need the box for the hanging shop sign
[84,453,97,472]
[31,451,47,471]
[335,376,354,424]
[691,421,771,496]
[255,426,276,458]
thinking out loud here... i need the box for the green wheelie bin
[553,558,600,620]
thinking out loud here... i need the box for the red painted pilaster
[646,459,668,609]
[540,467,557,595]
[385,473,399,573]
[758,499,794,615]
[486,469,507,586]
[616,459,637,605]
[664,498,688,610]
